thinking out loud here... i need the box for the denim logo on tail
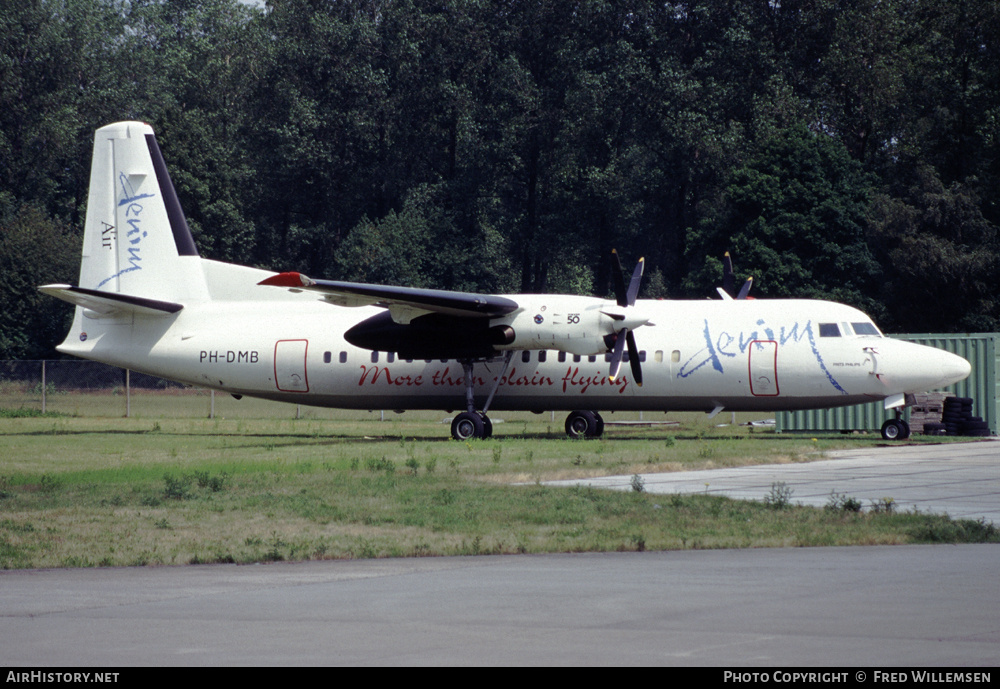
[97,174,155,288]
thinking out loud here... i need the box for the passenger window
[387,352,395,363]
[654,350,663,363]
[671,350,680,363]
[557,352,566,363]
[819,323,841,337]
[339,351,348,363]
[324,351,331,364]
[371,351,379,363]
[522,351,531,363]
[573,354,581,363]
[538,351,547,362]
[588,355,597,363]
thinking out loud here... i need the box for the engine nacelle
[492,295,617,356]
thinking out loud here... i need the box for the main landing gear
[450,355,511,441]
[448,355,608,440]
[452,408,608,440]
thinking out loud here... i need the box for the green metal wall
[775,333,998,434]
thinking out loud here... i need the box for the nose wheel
[880,418,911,440]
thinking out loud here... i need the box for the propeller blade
[608,250,646,383]
[626,257,644,306]
[736,276,753,300]
[608,328,628,381]
[611,249,628,307]
[723,252,735,297]
[626,329,642,386]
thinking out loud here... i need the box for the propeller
[721,251,753,299]
[606,250,647,386]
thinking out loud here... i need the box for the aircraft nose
[886,341,971,393]
[937,349,972,388]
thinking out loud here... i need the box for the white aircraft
[40,122,971,441]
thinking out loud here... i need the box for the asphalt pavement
[547,439,1000,523]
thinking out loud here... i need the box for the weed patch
[826,492,863,513]
[0,408,67,418]
[764,482,793,509]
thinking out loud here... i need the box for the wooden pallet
[908,392,950,434]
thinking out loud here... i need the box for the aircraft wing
[38,285,184,316]
[258,272,519,323]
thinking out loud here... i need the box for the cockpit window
[852,322,881,336]
[818,323,841,337]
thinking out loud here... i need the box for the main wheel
[565,410,599,439]
[452,411,486,440]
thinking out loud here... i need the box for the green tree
[868,164,1000,332]
[687,126,880,311]
[0,0,133,224]
[0,206,80,358]
[120,0,263,265]
[247,0,389,273]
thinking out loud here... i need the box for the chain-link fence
[0,360,332,419]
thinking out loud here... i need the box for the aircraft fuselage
[56,293,967,415]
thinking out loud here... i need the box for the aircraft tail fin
[76,121,208,303]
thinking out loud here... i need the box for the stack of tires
[927,397,991,437]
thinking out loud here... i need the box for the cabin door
[274,339,309,392]
[748,340,779,396]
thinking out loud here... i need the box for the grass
[1,401,996,569]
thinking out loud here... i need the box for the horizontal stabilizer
[259,272,519,321]
[38,284,183,317]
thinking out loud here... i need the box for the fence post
[41,360,46,414]
[125,369,131,418]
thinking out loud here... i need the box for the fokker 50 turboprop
[41,122,971,440]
